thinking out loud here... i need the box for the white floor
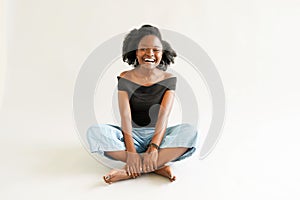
[1,96,300,200]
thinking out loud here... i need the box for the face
[136,35,163,69]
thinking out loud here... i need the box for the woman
[87,25,198,184]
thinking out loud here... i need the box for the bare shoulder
[119,70,133,78]
[163,72,176,79]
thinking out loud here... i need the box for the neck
[135,66,158,76]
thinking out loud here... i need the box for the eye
[153,48,162,52]
[139,48,146,51]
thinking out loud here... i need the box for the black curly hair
[122,24,177,71]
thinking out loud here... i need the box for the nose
[145,48,154,56]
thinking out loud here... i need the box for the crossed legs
[103,147,188,184]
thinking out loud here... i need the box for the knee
[86,124,108,141]
[177,123,198,139]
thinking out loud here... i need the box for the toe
[103,175,112,184]
[169,176,176,182]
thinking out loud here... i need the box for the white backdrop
[1,0,300,199]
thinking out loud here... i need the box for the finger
[149,162,155,172]
[146,163,152,172]
[139,161,143,174]
[129,166,135,177]
[134,169,140,177]
[138,160,143,174]
[145,162,151,173]
[149,164,154,172]
[132,166,138,178]
[134,162,139,174]
[129,166,134,176]
[132,167,138,178]
[140,160,143,171]
[153,161,157,170]
[125,165,131,176]
[143,163,149,173]
[135,165,141,174]
[142,163,146,173]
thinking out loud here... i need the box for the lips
[143,58,156,63]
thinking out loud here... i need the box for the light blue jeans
[87,123,198,162]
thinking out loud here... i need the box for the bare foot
[103,168,133,184]
[154,165,176,182]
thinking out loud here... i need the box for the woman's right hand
[125,151,142,178]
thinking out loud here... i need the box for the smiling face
[136,35,163,69]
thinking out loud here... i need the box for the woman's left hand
[142,146,158,173]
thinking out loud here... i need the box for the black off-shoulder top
[117,76,177,128]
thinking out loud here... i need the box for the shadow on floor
[28,144,191,186]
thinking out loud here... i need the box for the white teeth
[144,58,155,62]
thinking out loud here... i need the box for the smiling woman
[86,25,198,184]
[122,25,176,72]
[136,35,163,68]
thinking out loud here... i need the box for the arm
[143,89,175,172]
[118,70,137,152]
[151,89,175,147]
[118,90,136,152]
[118,84,142,177]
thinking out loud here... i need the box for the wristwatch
[148,142,159,150]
